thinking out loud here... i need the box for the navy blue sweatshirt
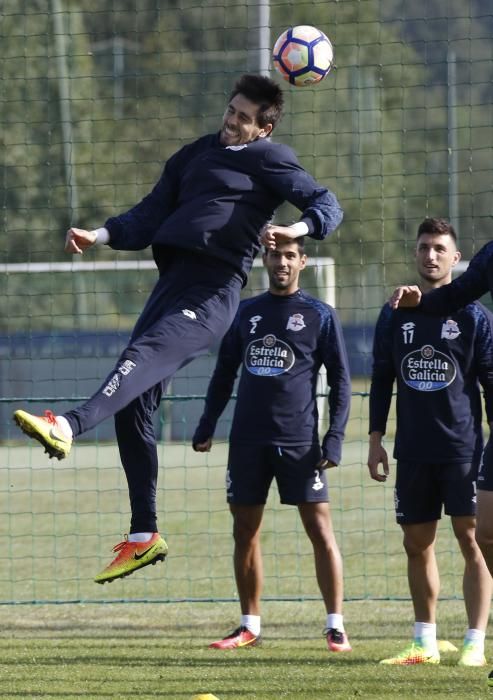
[104,133,343,281]
[193,290,351,465]
[370,302,493,464]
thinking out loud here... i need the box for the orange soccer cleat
[94,533,168,584]
[325,627,352,653]
[209,626,260,650]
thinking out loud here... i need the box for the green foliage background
[2,0,493,330]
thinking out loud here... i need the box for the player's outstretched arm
[388,285,422,310]
[367,432,389,482]
[65,227,98,255]
[260,223,304,250]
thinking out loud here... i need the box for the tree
[3,0,492,330]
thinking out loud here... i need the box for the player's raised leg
[13,409,73,460]
[13,268,242,458]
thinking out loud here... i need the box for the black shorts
[394,460,477,525]
[477,436,493,491]
[226,442,329,505]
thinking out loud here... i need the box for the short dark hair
[229,74,284,130]
[417,217,457,244]
[293,235,305,253]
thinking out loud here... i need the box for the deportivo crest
[286,313,305,331]
[441,319,461,340]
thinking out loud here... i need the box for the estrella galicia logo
[245,334,295,376]
[400,344,456,391]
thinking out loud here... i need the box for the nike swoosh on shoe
[49,427,70,444]
[134,545,159,561]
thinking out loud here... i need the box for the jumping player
[193,238,352,652]
[12,74,343,585]
[370,218,493,666]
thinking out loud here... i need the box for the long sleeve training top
[193,289,351,466]
[103,133,343,281]
[370,301,493,464]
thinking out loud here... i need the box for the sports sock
[128,532,154,543]
[414,622,437,652]
[56,415,73,439]
[326,613,344,632]
[465,628,485,652]
[241,614,261,636]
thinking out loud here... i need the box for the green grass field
[1,380,490,697]
[0,599,491,699]
[1,439,464,605]
[1,379,465,604]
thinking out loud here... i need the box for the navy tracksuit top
[102,132,343,280]
[193,290,351,466]
[370,301,493,464]
[64,131,343,534]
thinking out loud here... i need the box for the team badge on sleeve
[441,319,461,340]
[286,313,305,331]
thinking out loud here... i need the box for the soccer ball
[272,25,334,87]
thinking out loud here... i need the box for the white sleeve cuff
[291,221,309,236]
[93,227,110,245]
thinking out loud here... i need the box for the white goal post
[1,256,335,305]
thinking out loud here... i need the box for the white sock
[56,415,73,439]
[414,622,437,651]
[465,628,485,651]
[241,614,261,636]
[326,613,344,632]
[128,532,154,543]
